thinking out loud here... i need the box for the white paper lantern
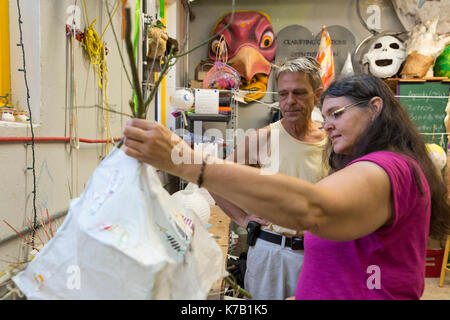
[170,89,194,111]
[170,89,194,126]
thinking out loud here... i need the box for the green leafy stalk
[124,7,144,118]
[224,275,253,299]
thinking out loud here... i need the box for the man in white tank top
[213,57,328,299]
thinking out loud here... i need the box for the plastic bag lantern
[203,36,241,91]
[202,61,241,90]
[362,36,406,79]
[13,147,227,300]
[208,11,277,102]
[171,183,216,227]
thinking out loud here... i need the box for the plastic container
[426,249,444,278]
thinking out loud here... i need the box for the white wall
[0,0,138,272]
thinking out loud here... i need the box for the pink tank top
[295,151,431,299]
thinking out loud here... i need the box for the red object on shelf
[425,249,444,278]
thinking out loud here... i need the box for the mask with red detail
[209,11,277,102]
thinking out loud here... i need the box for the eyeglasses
[321,100,367,128]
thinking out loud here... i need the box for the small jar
[2,110,15,122]
[15,111,28,123]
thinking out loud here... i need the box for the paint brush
[46,208,54,238]
[38,204,51,241]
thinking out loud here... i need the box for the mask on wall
[362,36,406,79]
[209,11,277,102]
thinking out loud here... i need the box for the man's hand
[240,214,270,229]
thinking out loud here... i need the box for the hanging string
[16,0,38,246]
[70,22,80,150]
[100,0,121,40]
[82,0,121,153]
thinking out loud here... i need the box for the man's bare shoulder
[245,125,271,142]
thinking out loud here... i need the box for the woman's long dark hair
[321,74,450,240]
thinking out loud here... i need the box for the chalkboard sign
[398,81,449,147]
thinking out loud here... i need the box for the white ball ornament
[426,143,447,171]
[170,89,194,110]
[170,89,194,126]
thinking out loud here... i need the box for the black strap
[258,230,304,250]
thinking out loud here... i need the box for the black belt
[258,230,304,250]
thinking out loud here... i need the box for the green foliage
[434,45,450,78]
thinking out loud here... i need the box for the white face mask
[363,36,406,78]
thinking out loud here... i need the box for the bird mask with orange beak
[209,11,277,102]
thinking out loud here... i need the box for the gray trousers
[244,234,304,300]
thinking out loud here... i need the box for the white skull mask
[362,36,406,78]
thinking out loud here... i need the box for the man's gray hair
[273,57,323,90]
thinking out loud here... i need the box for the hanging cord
[70,16,80,196]
[70,23,80,150]
[82,0,121,153]
[65,0,80,199]
[16,0,37,246]
[83,18,107,88]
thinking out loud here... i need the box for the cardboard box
[197,71,208,81]
[190,79,203,89]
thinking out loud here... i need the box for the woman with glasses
[122,74,450,300]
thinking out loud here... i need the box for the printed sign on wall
[276,25,356,78]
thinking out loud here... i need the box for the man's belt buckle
[290,237,303,250]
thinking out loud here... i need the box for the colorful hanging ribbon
[316,25,335,90]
